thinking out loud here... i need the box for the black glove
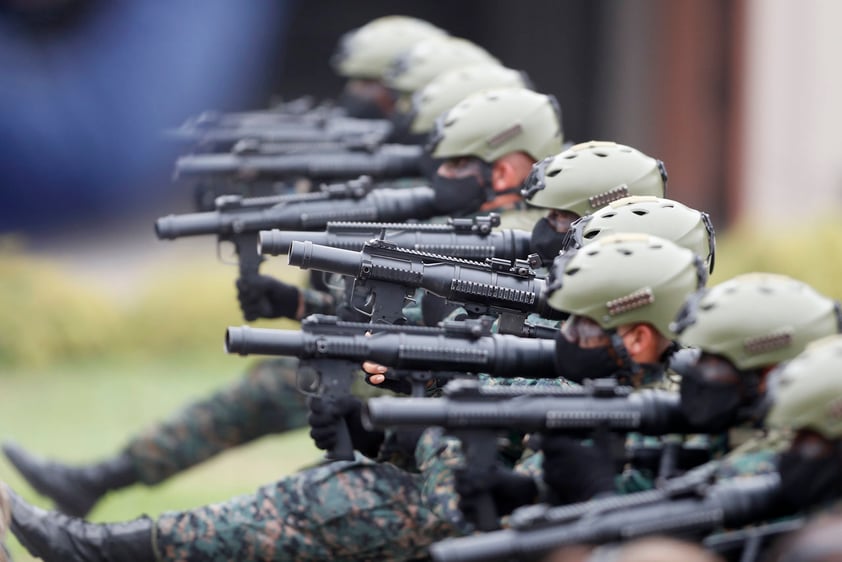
[456,465,538,521]
[308,396,384,458]
[236,275,300,321]
[541,435,616,504]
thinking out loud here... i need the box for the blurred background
[1,0,841,558]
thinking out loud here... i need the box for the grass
[0,351,323,560]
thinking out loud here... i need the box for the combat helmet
[565,196,716,273]
[408,64,532,135]
[383,36,500,94]
[673,273,842,371]
[332,16,447,80]
[429,88,563,163]
[766,334,842,438]
[522,141,667,217]
[547,234,707,338]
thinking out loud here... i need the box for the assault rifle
[155,178,438,320]
[430,468,784,562]
[363,378,694,531]
[258,214,532,262]
[224,314,553,461]
[174,143,421,182]
[287,239,562,331]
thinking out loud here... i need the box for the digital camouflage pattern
[154,453,459,561]
[127,358,310,485]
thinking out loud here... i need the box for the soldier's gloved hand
[456,465,538,519]
[236,275,301,321]
[541,435,616,504]
[308,396,384,458]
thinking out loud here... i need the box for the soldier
[415,233,710,533]
[672,273,842,477]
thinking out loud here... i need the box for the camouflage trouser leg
[154,454,460,562]
[126,357,308,485]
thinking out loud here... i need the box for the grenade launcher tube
[155,186,437,239]
[259,227,532,261]
[224,326,556,376]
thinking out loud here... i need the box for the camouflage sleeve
[414,427,475,536]
[300,287,336,317]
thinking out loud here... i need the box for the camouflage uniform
[153,453,459,561]
[126,289,334,484]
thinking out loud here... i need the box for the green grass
[0,351,323,560]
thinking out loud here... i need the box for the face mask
[337,92,387,120]
[429,164,491,216]
[678,366,742,433]
[554,331,621,383]
[778,448,842,511]
[530,217,567,266]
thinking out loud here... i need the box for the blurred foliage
[711,213,842,300]
[0,237,303,369]
[0,238,120,367]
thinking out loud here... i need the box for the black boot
[2,442,137,518]
[9,488,156,562]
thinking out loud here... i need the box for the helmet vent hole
[617,248,633,256]
[583,230,600,239]
[563,154,577,159]
[444,117,457,127]
[547,169,562,177]
[632,209,649,216]
[602,212,617,218]
[594,151,608,157]
[700,303,715,311]
[586,249,600,256]
[566,267,580,276]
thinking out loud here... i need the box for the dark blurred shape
[768,512,842,562]
[0,0,293,235]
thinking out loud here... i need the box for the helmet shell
[332,16,447,80]
[547,234,706,338]
[409,64,531,134]
[523,141,666,217]
[767,334,842,438]
[384,36,500,94]
[429,88,563,163]
[573,196,714,271]
[676,273,841,370]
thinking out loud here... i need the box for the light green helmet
[383,36,500,94]
[331,16,447,80]
[522,141,667,217]
[566,196,716,273]
[429,88,563,163]
[547,234,707,338]
[673,273,842,371]
[766,334,842,438]
[408,64,532,134]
